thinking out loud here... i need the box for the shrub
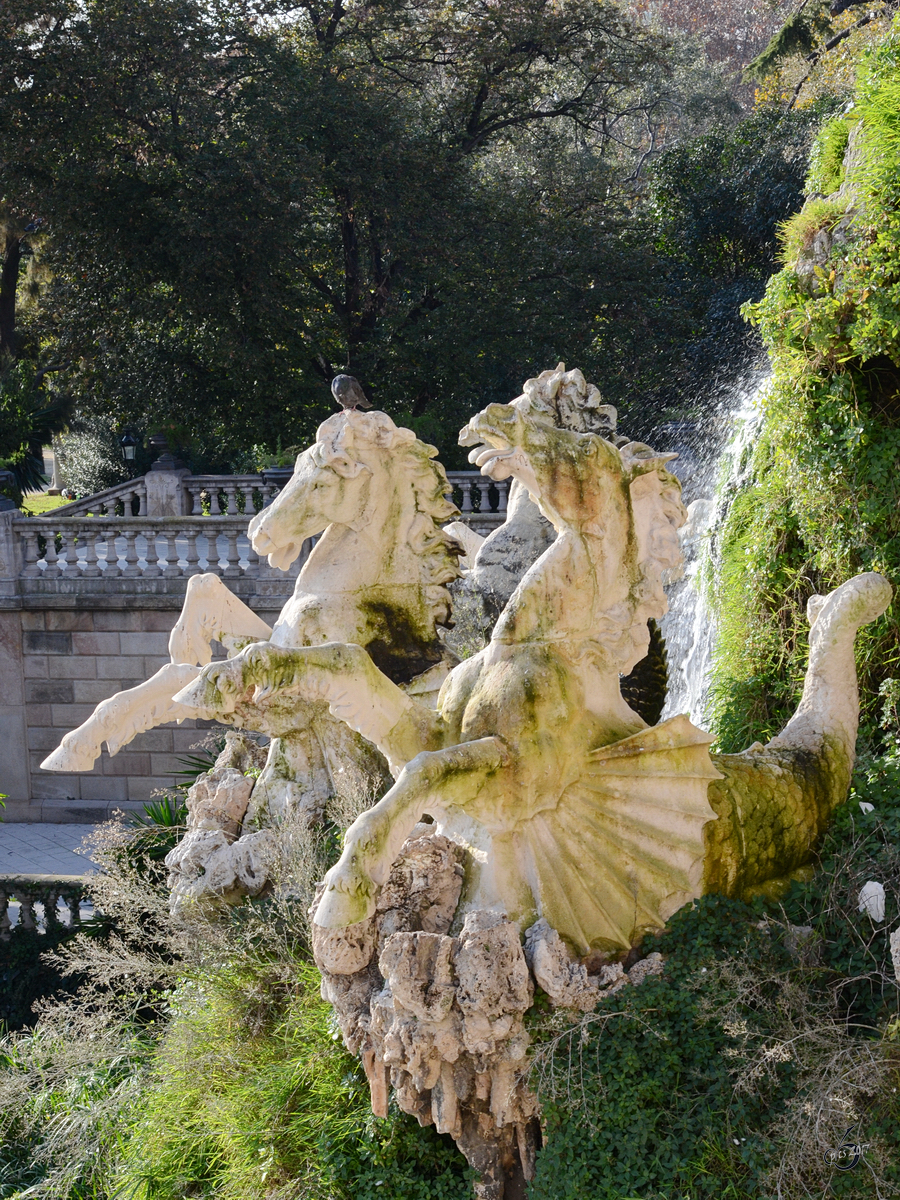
[57,415,128,497]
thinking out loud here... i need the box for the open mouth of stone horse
[459,408,536,486]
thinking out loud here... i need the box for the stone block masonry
[0,598,285,822]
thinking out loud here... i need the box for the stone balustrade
[10,516,305,593]
[50,477,148,518]
[446,472,508,520]
[0,874,90,939]
[182,475,277,516]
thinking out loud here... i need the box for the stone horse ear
[328,453,370,479]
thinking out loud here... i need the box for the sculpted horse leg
[174,640,442,772]
[313,737,509,930]
[42,574,273,774]
[41,662,202,772]
[168,572,273,665]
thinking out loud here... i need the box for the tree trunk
[0,230,22,359]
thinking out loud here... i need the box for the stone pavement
[0,823,97,875]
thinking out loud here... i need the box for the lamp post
[119,429,140,477]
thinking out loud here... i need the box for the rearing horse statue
[42,408,463,830]
[173,366,891,956]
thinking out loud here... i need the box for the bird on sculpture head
[331,374,372,411]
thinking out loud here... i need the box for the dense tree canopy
[0,0,814,469]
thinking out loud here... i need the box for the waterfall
[658,369,769,727]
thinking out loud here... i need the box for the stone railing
[4,515,308,599]
[0,469,507,602]
[0,874,90,939]
[446,472,508,521]
[49,477,148,518]
[182,475,278,516]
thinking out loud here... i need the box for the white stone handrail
[9,515,308,582]
[182,474,278,516]
[45,477,148,517]
[41,470,505,521]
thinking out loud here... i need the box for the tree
[0,0,749,463]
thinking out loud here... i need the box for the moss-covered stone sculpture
[169,365,888,1196]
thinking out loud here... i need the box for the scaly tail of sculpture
[705,572,892,899]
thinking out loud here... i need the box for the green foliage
[529,895,797,1200]
[744,0,833,83]
[56,415,128,498]
[120,954,471,1200]
[778,196,850,263]
[710,28,900,750]
[806,114,852,194]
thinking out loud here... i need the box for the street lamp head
[119,429,140,463]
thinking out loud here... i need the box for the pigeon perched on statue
[331,374,372,410]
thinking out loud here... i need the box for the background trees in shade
[1,0,816,473]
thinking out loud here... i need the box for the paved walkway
[0,824,98,875]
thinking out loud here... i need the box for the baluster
[80,524,101,577]
[243,536,261,578]
[209,487,223,516]
[458,479,474,512]
[137,485,147,516]
[224,528,241,577]
[22,528,41,577]
[60,528,77,574]
[224,484,238,516]
[161,531,181,578]
[71,891,83,927]
[182,528,202,575]
[260,484,273,508]
[496,480,509,512]
[121,528,141,577]
[43,526,60,576]
[18,893,36,932]
[475,479,492,513]
[44,890,61,930]
[107,527,123,576]
[142,527,162,577]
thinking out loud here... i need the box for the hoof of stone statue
[314,861,379,932]
[41,728,102,773]
[314,868,379,931]
[172,662,241,719]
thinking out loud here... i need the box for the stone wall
[1,598,284,823]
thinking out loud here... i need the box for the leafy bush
[57,415,128,498]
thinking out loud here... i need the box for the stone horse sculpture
[42,408,462,896]
[170,365,889,1197]
[178,367,890,952]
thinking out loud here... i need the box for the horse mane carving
[312,410,463,627]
